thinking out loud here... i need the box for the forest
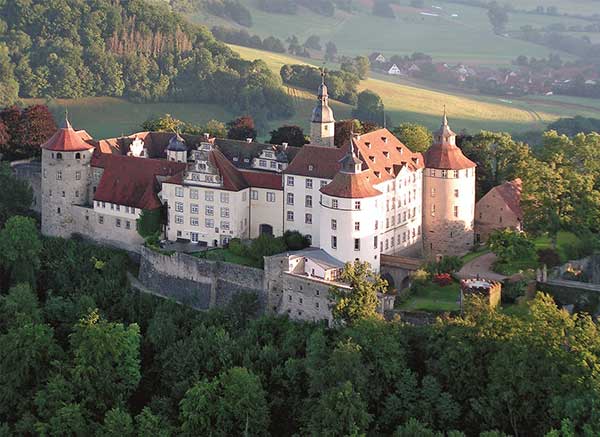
[0,155,599,435]
[0,0,294,124]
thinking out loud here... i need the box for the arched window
[75,153,81,160]
[56,153,63,160]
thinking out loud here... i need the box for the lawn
[461,247,490,264]
[191,248,262,268]
[397,281,461,312]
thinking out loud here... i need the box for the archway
[259,224,273,237]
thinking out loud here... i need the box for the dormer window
[374,171,381,178]
[385,167,392,175]
[308,164,314,171]
[412,157,419,165]
[369,156,375,162]
[383,151,389,158]
[396,147,403,154]
[365,142,371,149]
[381,137,388,143]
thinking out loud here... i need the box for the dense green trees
[268,125,307,147]
[280,64,361,104]
[393,122,433,153]
[352,89,386,125]
[0,0,293,121]
[0,163,33,228]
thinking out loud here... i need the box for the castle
[36,80,477,278]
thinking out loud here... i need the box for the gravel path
[457,252,508,282]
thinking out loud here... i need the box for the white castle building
[36,82,476,278]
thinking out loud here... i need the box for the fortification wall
[138,247,267,311]
[11,159,42,213]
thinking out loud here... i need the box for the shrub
[502,279,528,304]
[426,256,463,275]
[537,248,561,267]
[283,230,311,251]
[228,238,247,257]
[249,235,287,261]
[433,273,453,286]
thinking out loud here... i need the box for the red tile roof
[494,178,522,218]
[423,141,476,170]
[240,170,282,190]
[320,170,382,199]
[42,119,94,152]
[353,129,424,182]
[209,148,249,191]
[284,145,346,179]
[92,154,185,210]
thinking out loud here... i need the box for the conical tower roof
[423,111,475,170]
[41,112,93,152]
[311,70,335,124]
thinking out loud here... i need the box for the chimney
[246,138,253,143]
[203,133,210,141]
[282,142,288,149]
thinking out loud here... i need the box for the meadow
[193,0,594,64]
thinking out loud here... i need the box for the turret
[40,114,94,238]
[319,138,383,271]
[310,70,335,147]
[422,110,476,258]
[167,133,187,163]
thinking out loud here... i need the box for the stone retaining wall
[138,246,267,311]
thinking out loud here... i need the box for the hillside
[188,0,599,64]
[230,44,600,133]
[0,0,293,123]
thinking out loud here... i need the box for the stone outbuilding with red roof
[475,178,523,243]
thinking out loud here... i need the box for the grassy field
[21,97,235,140]
[397,281,461,312]
[192,0,592,64]
[230,44,600,133]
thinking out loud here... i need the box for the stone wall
[11,159,42,213]
[138,246,267,311]
[537,281,600,315]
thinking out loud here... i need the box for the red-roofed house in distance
[474,179,523,243]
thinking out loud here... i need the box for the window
[175,215,184,224]
[116,205,120,211]
[126,221,131,230]
[354,221,360,231]
[191,204,199,214]
[499,216,503,223]
[251,190,258,200]
[75,171,81,180]
[287,176,294,186]
[56,153,62,160]
[454,170,460,178]
[431,204,436,215]
[385,239,389,250]
[205,218,214,228]
[56,170,62,181]
[332,199,338,209]
[242,191,247,202]
[75,153,81,160]
[287,193,294,205]
[305,213,312,224]
[418,225,421,235]
[354,238,360,251]
[190,217,199,226]
[331,236,337,249]
[454,189,459,198]
[56,207,61,214]
[62,191,65,198]
[131,208,135,215]
[331,219,337,230]
[206,205,214,216]
[403,211,407,222]
[175,202,184,212]
[220,207,230,218]
[316,302,320,309]
[431,188,436,197]
[479,212,483,219]
[220,193,229,203]
[116,218,121,228]
[441,170,448,178]
[221,221,230,230]
[306,178,313,189]
[402,232,407,243]
[190,189,199,199]
[99,215,104,224]
[454,206,459,217]
[374,236,378,249]
[320,180,327,188]
[270,161,277,169]
[191,232,199,243]
[175,187,184,197]
[75,190,79,197]
[305,195,312,208]
[43,169,47,178]
[266,192,275,202]
[102,202,105,208]
[205,191,214,201]
[354,201,361,210]
[259,159,267,167]
[287,211,294,221]
[429,169,435,177]
[386,218,389,228]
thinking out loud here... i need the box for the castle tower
[319,138,383,271]
[422,111,476,258]
[41,115,95,238]
[310,71,335,147]
[166,132,188,163]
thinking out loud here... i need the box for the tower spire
[442,105,448,126]
[61,108,73,130]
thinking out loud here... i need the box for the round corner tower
[41,116,95,238]
[319,139,383,272]
[422,112,476,258]
[310,72,335,147]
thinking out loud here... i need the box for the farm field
[192,0,589,64]
[230,44,600,133]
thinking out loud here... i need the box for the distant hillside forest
[0,0,294,123]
